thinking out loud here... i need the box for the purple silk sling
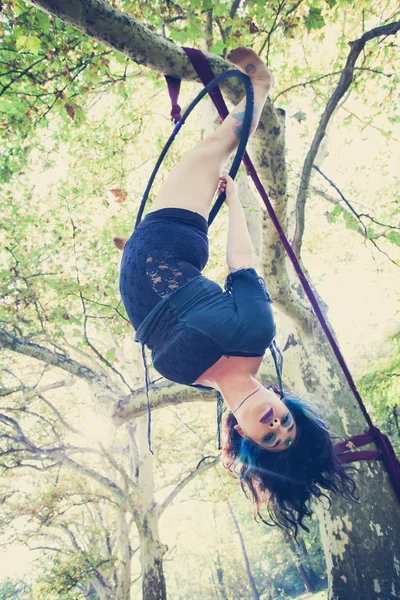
[164,47,400,502]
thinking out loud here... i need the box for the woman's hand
[217,175,238,207]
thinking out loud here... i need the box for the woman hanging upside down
[118,47,357,536]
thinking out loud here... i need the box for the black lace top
[135,267,275,383]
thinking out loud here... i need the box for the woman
[119,48,357,536]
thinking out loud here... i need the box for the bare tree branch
[312,166,400,267]
[229,0,242,19]
[310,185,399,235]
[259,0,286,64]
[0,413,124,499]
[0,329,130,416]
[273,67,394,102]
[112,379,216,425]
[160,455,219,513]
[0,328,99,383]
[97,441,137,496]
[67,211,133,393]
[292,20,400,256]
[0,384,26,397]
[36,393,86,437]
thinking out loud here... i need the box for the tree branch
[53,524,112,589]
[311,185,399,235]
[0,412,125,499]
[112,378,216,425]
[0,376,73,399]
[0,329,98,382]
[258,0,287,64]
[36,392,88,437]
[0,329,129,416]
[273,67,393,102]
[312,166,400,267]
[229,0,241,19]
[24,0,222,81]
[66,211,133,393]
[160,455,219,513]
[292,20,400,256]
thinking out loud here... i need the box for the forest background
[0,0,399,598]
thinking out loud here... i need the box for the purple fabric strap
[165,75,182,124]
[165,48,400,502]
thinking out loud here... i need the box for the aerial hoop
[134,68,255,231]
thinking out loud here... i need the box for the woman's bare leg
[148,48,274,220]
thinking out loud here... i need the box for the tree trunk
[210,567,222,600]
[215,551,229,600]
[287,322,400,600]
[287,537,317,594]
[115,510,132,600]
[298,539,323,591]
[140,553,167,600]
[298,564,313,594]
[227,501,260,600]
[212,507,229,600]
[91,581,110,600]
[135,417,168,600]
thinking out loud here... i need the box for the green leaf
[26,36,41,55]
[210,40,225,55]
[105,348,116,362]
[386,231,400,246]
[74,108,86,123]
[332,204,342,216]
[343,210,359,231]
[293,110,306,123]
[366,227,375,239]
[174,30,186,44]
[304,8,325,31]
[326,204,342,223]
[13,1,26,17]
[36,12,50,34]
[15,34,29,51]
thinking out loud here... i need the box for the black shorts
[119,208,209,331]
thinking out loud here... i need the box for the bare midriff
[193,354,264,387]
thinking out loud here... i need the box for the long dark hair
[221,390,359,537]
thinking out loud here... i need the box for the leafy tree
[1,0,399,599]
[358,331,400,455]
[0,578,31,600]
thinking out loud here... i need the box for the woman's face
[234,387,297,452]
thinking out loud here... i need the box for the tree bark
[227,502,260,600]
[291,326,400,600]
[215,560,229,600]
[115,510,131,600]
[212,506,229,600]
[134,417,168,600]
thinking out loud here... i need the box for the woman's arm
[226,195,254,271]
[218,175,254,271]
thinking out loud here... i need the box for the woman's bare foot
[227,47,274,92]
